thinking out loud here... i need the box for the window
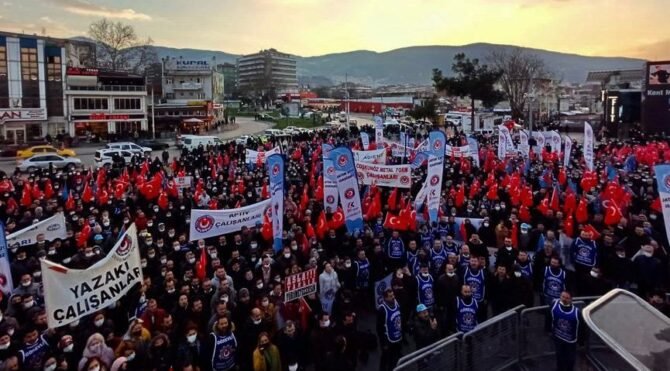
[47,56,61,82]
[114,98,141,110]
[73,98,108,110]
[20,47,38,81]
[0,46,7,79]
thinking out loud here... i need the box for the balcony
[67,85,146,92]
[171,82,203,90]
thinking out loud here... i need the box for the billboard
[165,58,211,72]
[642,61,670,134]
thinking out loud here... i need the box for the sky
[0,0,668,60]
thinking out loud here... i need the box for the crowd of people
[0,123,668,371]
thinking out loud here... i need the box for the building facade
[65,67,147,139]
[162,57,223,103]
[0,32,94,144]
[237,49,298,97]
[218,63,237,98]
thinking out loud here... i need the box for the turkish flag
[82,183,93,203]
[158,191,169,210]
[383,212,406,231]
[21,183,32,207]
[316,211,328,239]
[44,180,54,199]
[65,192,75,211]
[550,187,560,211]
[603,200,623,225]
[196,249,208,281]
[576,198,588,224]
[329,208,345,231]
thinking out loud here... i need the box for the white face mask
[256,283,263,289]
[253,318,262,325]
[0,343,9,350]
[90,367,100,371]
[94,318,105,327]
[44,364,57,371]
[396,273,403,279]
[514,272,522,278]
[616,252,626,258]
[210,252,217,259]
[321,320,330,328]
[22,281,32,287]
[447,272,455,277]
[643,251,653,258]
[261,301,269,307]
[421,273,430,278]
[289,364,299,371]
[250,243,258,249]
[291,244,298,251]
[283,253,291,259]
[187,334,197,343]
[126,352,136,361]
[173,245,181,251]
[590,271,599,278]
[64,343,74,352]
[188,258,196,264]
[345,262,351,268]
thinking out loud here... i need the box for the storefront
[70,113,147,141]
[0,108,49,144]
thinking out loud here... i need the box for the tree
[88,18,157,73]
[409,96,438,123]
[433,54,504,131]
[488,48,550,120]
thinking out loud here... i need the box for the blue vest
[543,267,566,301]
[573,238,597,267]
[444,242,460,256]
[458,255,471,270]
[456,297,479,332]
[417,274,435,308]
[464,267,485,302]
[387,238,405,260]
[407,249,418,269]
[382,300,402,343]
[210,332,238,371]
[355,258,370,289]
[430,247,448,275]
[551,301,579,343]
[19,336,49,371]
[436,224,450,238]
[518,262,533,279]
[420,233,433,249]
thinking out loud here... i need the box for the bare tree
[88,18,157,73]
[488,48,551,120]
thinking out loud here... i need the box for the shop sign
[0,108,47,121]
[89,113,130,120]
[187,101,207,106]
[66,67,99,76]
[165,59,211,71]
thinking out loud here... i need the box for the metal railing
[393,296,609,371]
[67,85,146,92]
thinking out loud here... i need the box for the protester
[0,124,668,371]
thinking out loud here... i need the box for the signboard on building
[165,59,211,72]
[642,61,670,133]
[0,108,47,121]
[284,268,317,302]
[66,67,99,76]
[89,113,130,121]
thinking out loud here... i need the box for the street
[0,117,272,174]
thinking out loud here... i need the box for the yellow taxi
[17,145,76,159]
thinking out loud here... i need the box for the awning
[182,118,204,124]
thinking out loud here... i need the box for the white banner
[563,136,572,168]
[518,130,530,158]
[374,116,384,146]
[6,213,67,247]
[331,147,364,233]
[374,273,393,308]
[245,147,280,165]
[0,223,13,295]
[353,148,386,164]
[189,199,271,241]
[584,122,594,171]
[546,131,562,153]
[42,224,143,328]
[174,176,192,189]
[532,131,546,155]
[445,145,472,158]
[427,131,446,223]
[467,137,480,167]
[415,180,428,211]
[498,125,514,159]
[360,132,370,150]
[267,154,284,252]
[390,142,411,158]
[355,162,412,188]
[323,144,339,213]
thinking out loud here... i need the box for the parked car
[16,145,76,159]
[105,142,152,156]
[18,155,81,172]
[182,136,223,151]
[135,139,170,150]
[94,149,134,169]
[235,135,251,145]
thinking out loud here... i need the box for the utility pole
[151,88,156,139]
[345,74,350,131]
[528,75,535,133]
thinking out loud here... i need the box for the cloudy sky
[0,0,668,59]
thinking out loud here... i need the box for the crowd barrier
[393,296,615,371]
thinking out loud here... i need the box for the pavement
[0,117,272,174]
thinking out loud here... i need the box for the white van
[182,135,223,150]
[264,129,283,136]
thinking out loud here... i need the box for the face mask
[514,271,522,278]
[345,262,352,268]
[44,364,57,371]
[262,300,269,307]
[103,221,110,227]
[321,320,330,328]
[85,252,95,258]
[256,283,263,289]
[167,288,175,294]
[291,244,298,251]
[123,219,130,224]
[141,262,147,268]
[126,352,136,361]
[187,334,197,343]
[48,249,56,255]
[421,273,430,278]
[64,343,74,352]
[250,242,258,249]
[590,271,598,278]
[643,251,653,258]
[506,246,513,251]
[22,281,32,287]
[289,364,299,371]
[7,328,14,336]
[90,366,100,371]
[283,253,291,259]
[148,253,156,259]
[616,252,625,258]
[0,343,9,350]
[253,318,262,325]
[139,295,147,303]
[396,273,403,279]
[483,222,489,227]
[168,232,175,238]
[95,318,105,327]
[173,245,181,251]
[23,300,34,309]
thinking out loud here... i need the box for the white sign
[245,147,280,165]
[355,162,412,188]
[352,148,386,164]
[174,176,192,189]
[0,108,47,121]
[445,145,472,158]
[41,224,143,328]
[189,199,271,241]
[6,213,67,247]
[584,122,594,171]
[165,59,211,71]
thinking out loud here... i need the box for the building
[65,67,148,139]
[237,49,298,98]
[0,32,94,144]
[218,63,237,98]
[162,57,223,103]
[642,61,670,134]
[586,69,643,135]
[339,96,416,114]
